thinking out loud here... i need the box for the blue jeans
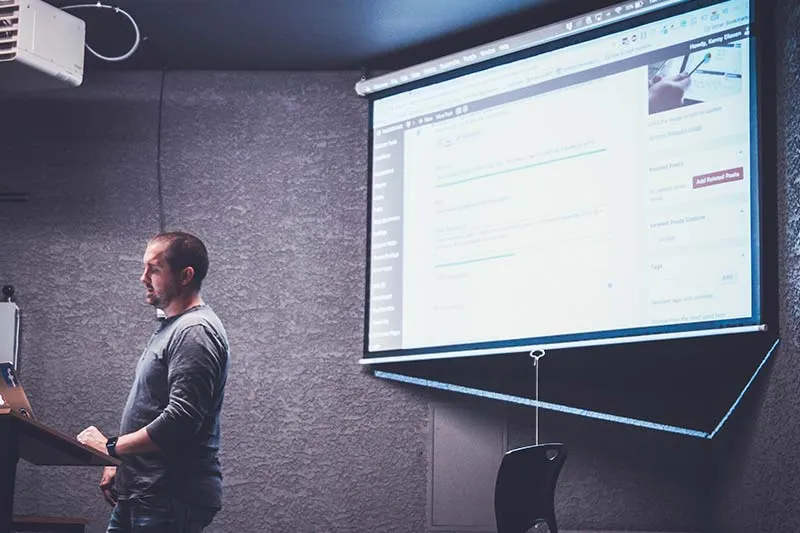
[106,497,218,533]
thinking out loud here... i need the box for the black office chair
[494,443,567,533]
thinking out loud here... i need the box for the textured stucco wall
[0,72,164,526]
[710,2,800,532]
[0,70,711,533]
[0,71,429,533]
[157,71,430,533]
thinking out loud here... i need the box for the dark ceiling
[48,0,616,71]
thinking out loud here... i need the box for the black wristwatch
[106,436,120,458]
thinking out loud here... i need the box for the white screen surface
[366,0,761,361]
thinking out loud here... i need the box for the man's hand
[77,426,109,454]
[100,466,118,507]
[649,73,692,113]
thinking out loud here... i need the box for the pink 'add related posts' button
[693,167,744,189]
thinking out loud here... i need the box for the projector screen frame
[361,0,779,365]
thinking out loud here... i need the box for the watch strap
[106,436,119,458]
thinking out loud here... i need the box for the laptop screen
[0,362,34,418]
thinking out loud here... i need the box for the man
[78,232,230,533]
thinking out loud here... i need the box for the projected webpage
[368,0,756,354]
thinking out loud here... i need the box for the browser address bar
[374,39,656,128]
[375,53,593,127]
[361,0,688,97]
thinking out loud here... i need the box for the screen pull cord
[530,348,546,445]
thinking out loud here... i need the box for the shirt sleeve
[145,324,226,450]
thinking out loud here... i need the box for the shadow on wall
[708,347,778,528]
[394,384,713,532]
[0,97,159,230]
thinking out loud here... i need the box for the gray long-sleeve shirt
[116,304,229,508]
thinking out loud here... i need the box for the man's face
[140,241,180,309]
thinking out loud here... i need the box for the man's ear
[181,266,196,287]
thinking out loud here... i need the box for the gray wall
[710,2,800,532]
[1,70,712,533]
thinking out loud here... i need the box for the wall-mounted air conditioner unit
[0,0,85,91]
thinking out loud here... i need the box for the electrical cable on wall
[61,2,141,62]
[156,69,166,232]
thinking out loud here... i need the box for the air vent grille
[0,0,19,62]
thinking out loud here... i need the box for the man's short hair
[150,231,209,291]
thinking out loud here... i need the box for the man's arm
[117,426,160,454]
[144,324,225,451]
[77,425,160,455]
[78,325,225,457]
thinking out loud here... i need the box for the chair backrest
[494,443,567,533]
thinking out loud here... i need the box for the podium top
[0,409,119,467]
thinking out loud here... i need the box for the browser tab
[357,0,716,96]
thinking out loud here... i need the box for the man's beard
[146,287,176,309]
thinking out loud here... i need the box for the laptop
[0,362,34,419]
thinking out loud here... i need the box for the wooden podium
[0,409,119,533]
